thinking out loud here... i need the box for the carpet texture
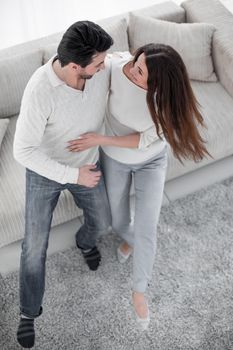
[1,177,233,350]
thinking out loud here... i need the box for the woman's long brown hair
[133,43,210,162]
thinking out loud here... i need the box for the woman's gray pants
[100,147,167,293]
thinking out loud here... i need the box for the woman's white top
[102,52,167,164]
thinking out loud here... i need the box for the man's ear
[68,62,81,73]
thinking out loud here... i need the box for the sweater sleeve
[138,124,163,150]
[13,89,79,184]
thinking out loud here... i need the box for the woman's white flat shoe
[117,244,132,263]
[135,309,150,331]
[132,295,150,331]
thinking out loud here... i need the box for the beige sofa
[0,0,233,249]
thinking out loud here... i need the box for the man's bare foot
[132,292,149,319]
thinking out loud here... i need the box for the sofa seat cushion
[166,81,233,180]
[0,116,82,248]
[128,13,217,82]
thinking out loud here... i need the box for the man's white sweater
[13,57,110,184]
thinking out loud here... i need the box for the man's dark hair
[57,20,113,67]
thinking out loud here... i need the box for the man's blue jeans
[20,165,111,318]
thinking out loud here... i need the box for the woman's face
[129,53,148,89]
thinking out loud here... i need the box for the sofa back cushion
[97,17,129,51]
[182,0,233,98]
[0,50,43,118]
[128,13,217,82]
[0,119,9,150]
[132,1,185,23]
[43,18,129,63]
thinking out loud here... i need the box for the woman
[68,44,210,330]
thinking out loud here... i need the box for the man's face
[79,52,107,79]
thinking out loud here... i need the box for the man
[13,20,113,348]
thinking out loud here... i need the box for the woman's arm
[67,132,140,152]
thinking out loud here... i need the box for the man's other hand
[77,164,101,187]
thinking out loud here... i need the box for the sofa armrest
[132,1,185,23]
[181,0,233,99]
